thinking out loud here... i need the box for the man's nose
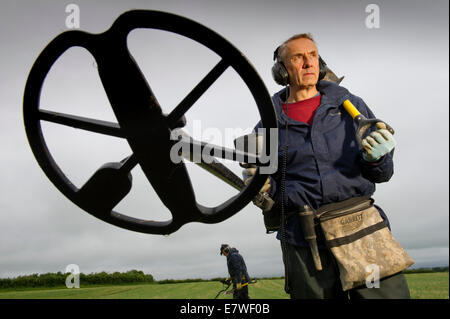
[303,56,313,68]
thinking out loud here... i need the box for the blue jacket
[255,81,393,247]
[226,248,250,286]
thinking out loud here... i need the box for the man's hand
[361,122,396,162]
[242,167,270,192]
[220,278,231,285]
[236,283,242,290]
[242,167,272,211]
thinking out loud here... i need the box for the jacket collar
[272,81,352,126]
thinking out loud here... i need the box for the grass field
[0,273,447,299]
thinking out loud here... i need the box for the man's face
[282,38,320,88]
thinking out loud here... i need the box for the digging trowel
[342,99,395,150]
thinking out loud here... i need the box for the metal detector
[23,10,278,235]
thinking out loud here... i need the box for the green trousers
[282,243,411,299]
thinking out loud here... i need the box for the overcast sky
[0,0,448,281]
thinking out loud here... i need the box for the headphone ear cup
[272,62,289,86]
[318,56,328,81]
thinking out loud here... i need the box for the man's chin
[298,82,318,89]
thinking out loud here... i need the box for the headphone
[271,46,328,86]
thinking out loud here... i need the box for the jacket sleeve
[350,96,395,183]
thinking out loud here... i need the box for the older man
[246,33,411,299]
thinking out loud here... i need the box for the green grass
[0,273,447,299]
[404,272,449,299]
[0,280,287,299]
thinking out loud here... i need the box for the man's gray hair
[276,33,316,63]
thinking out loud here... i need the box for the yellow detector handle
[341,99,395,146]
[342,99,361,119]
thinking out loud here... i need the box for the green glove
[361,122,396,162]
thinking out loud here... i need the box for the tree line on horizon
[0,267,448,289]
[0,269,154,289]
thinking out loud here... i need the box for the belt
[315,196,373,220]
[283,195,373,220]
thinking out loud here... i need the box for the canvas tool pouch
[317,196,414,291]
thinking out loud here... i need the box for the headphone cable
[280,85,290,294]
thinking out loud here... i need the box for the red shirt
[282,94,321,125]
